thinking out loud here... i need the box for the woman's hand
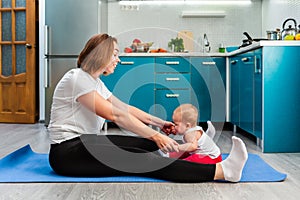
[152,133,179,153]
[161,121,176,136]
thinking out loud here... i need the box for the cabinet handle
[44,58,49,88]
[241,57,250,62]
[202,61,216,65]
[254,55,261,74]
[166,61,179,65]
[231,60,237,64]
[166,77,180,81]
[166,94,180,98]
[120,61,134,65]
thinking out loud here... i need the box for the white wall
[262,0,300,35]
[108,0,263,52]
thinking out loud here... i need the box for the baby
[168,104,222,164]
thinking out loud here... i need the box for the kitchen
[1,0,300,199]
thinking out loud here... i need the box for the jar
[266,31,278,40]
[219,43,225,53]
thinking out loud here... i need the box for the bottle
[276,28,281,40]
[219,43,225,53]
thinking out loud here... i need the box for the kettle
[281,18,297,40]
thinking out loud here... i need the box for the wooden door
[0,0,36,123]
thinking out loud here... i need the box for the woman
[48,33,248,182]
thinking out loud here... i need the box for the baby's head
[172,104,198,135]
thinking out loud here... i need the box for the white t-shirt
[183,126,221,159]
[48,68,112,143]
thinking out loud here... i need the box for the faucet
[203,33,211,53]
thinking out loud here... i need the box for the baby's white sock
[220,136,248,182]
[206,121,216,139]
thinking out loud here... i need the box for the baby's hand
[161,122,177,136]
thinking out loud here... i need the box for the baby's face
[172,112,187,135]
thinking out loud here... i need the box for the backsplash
[108,0,263,52]
[262,0,300,35]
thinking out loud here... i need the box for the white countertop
[119,41,300,57]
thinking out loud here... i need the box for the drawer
[155,57,190,72]
[118,56,154,67]
[155,73,190,89]
[155,89,191,120]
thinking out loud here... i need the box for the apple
[124,47,133,53]
[133,38,141,44]
[295,33,300,40]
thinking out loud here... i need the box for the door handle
[25,44,32,49]
[44,59,49,88]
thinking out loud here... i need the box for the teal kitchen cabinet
[253,50,262,141]
[191,57,226,122]
[229,50,262,138]
[155,57,191,121]
[101,56,155,114]
[230,46,300,152]
[239,54,255,134]
[262,46,300,152]
[229,56,240,126]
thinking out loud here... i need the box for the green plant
[168,37,184,52]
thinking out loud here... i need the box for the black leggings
[49,135,216,183]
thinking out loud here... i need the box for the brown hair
[174,104,198,127]
[77,33,118,74]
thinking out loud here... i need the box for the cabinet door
[156,57,190,73]
[155,89,191,121]
[263,46,300,152]
[191,57,226,122]
[101,57,155,113]
[229,57,240,126]
[155,73,190,89]
[239,55,254,133]
[155,57,191,121]
[254,50,262,139]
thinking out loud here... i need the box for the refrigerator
[43,0,107,125]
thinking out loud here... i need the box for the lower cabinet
[103,56,226,123]
[101,56,155,114]
[155,57,191,121]
[229,50,262,139]
[155,89,191,121]
[262,46,300,152]
[230,46,300,153]
[191,57,226,122]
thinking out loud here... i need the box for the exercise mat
[0,145,286,183]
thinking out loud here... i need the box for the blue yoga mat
[0,145,286,183]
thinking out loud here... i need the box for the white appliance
[40,0,107,125]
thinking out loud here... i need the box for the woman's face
[103,42,120,75]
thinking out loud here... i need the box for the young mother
[48,33,248,183]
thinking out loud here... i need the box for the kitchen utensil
[239,32,268,48]
[203,33,211,53]
[266,31,278,40]
[281,18,297,40]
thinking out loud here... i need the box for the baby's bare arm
[178,131,201,152]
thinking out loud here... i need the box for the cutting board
[177,31,194,52]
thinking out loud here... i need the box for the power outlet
[120,4,139,11]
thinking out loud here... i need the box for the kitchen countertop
[119,41,300,57]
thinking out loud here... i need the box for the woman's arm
[108,95,173,129]
[78,91,178,153]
